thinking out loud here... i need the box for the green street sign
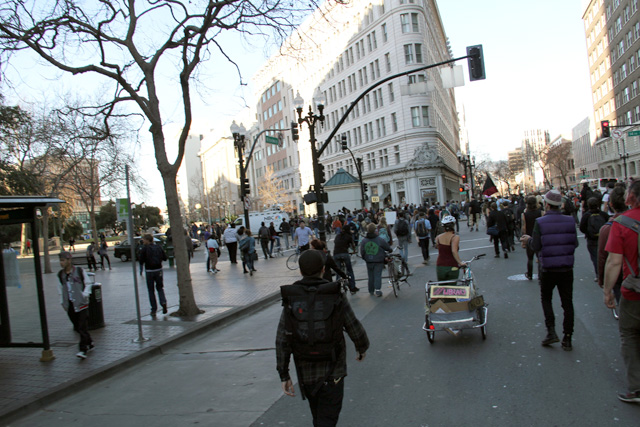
[580,175,590,179]
[265,136,279,145]
[628,130,640,136]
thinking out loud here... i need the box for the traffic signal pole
[308,49,483,242]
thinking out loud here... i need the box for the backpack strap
[613,215,640,276]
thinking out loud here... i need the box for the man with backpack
[394,211,411,262]
[138,234,169,316]
[580,197,609,281]
[258,222,272,260]
[415,212,432,264]
[276,250,369,425]
[603,179,640,403]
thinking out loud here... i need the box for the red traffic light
[459,186,465,193]
[601,120,610,137]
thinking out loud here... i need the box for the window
[633,80,638,97]
[627,110,633,123]
[404,44,414,64]
[385,53,391,72]
[400,13,410,33]
[411,13,419,32]
[635,105,640,122]
[624,86,630,103]
[367,34,372,52]
[388,83,395,102]
[394,145,400,164]
[410,106,429,127]
[391,113,398,132]
[619,40,625,57]
[382,23,388,42]
[627,31,633,48]
[372,31,377,49]
[616,17,622,34]
[622,63,628,79]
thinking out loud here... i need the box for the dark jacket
[528,210,579,271]
[487,209,507,232]
[579,210,609,242]
[138,243,167,273]
[275,276,369,384]
[359,232,392,263]
[322,252,347,282]
[333,231,354,255]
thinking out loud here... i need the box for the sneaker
[375,290,383,297]
[350,287,360,295]
[215,269,220,272]
[76,351,87,359]
[162,304,168,314]
[150,311,157,317]
[208,269,214,273]
[250,270,253,276]
[494,254,500,258]
[423,260,429,265]
[561,334,572,351]
[504,252,509,259]
[243,270,249,274]
[541,332,559,346]
[617,391,640,403]
[88,343,95,352]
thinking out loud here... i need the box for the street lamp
[617,139,629,181]
[231,121,251,230]
[294,89,329,241]
[457,151,476,200]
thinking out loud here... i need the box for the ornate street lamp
[231,121,251,229]
[294,89,329,241]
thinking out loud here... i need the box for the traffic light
[462,174,467,183]
[363,183,369,192]
[601,120,610,137]
[291,121,299,141]
[341,135,348,151]
[459,186,465,193]
[240,177,250,197]
[466,45,486,81]
[318,163,326,184]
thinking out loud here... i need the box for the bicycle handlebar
[461,253,486,265]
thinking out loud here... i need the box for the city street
[4,225,640,426]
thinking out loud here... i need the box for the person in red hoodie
[603,179,640,403]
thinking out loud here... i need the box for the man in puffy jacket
[139,234,169,316]
[360,223,392,297]
[521,190,579,351]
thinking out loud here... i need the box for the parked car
[153,233,200,250]
[113,236,160,262]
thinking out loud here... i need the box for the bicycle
[286,247,301,270]
[272,243,285,257]
[386,252,411,298]
[335,253,357,295]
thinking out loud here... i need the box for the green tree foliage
[62,219,84,241]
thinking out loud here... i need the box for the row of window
[261,81,281,103]
[326,145,401,180]
[262,99,283,121]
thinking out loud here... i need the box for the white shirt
[223,227,238,243]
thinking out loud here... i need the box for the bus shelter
[0,196,64,361]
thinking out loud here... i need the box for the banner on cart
[430,286,470,299]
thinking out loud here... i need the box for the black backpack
[280,281,345,364]
[587,213,607,240]
[415,220,428,238]
[503,209,515,229]
[396,219,409,236]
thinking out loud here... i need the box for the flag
[482,174,498,197]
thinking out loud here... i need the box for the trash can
[86,273,104,330]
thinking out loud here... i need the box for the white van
[234,208,290,233]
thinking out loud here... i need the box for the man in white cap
[521,189,579,351]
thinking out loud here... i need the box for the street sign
[628,130,640,136]
[116,198,129,222]
[244,196,250,211]
[580,175,590,179]
[265,135,279,145]
[371,196,380,203]
[463,183,471,190]
[613,129,623,138]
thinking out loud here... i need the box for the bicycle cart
[423,254,487,343]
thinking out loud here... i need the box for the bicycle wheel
[387,263,398,298]
[286,252,299,270]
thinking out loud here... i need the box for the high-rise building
[521,129,550,191]
[251,0,461,211]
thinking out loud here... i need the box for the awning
[379,192,391,201]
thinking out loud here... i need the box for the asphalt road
[9,226,640,426]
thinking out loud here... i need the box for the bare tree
[545,141,573,190]
[0,0,331,315]
[492,160,515,195]
[255,166,290,209]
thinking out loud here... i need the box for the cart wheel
[427,330,435,343]
[481,325,487,340]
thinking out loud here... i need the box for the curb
[1,291,282,425]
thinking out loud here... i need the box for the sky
[3,0,594,209]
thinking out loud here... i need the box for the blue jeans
[397,236,410,262]
[334,253,356,290]
[145,270,167,313]
[619,297,640,392]
[366,262,384,293]
[269,236,281,254]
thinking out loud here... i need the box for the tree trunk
[90,210,98,243]
[41,209,52,274]
[21,223,28,256]
[163,170,202,317]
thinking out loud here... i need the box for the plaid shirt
[276,277,369,385]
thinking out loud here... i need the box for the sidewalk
[0,244,308,422]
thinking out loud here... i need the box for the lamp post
[456,151,476,200]
[617,139,629,181]
[231,121,251,230]
[294,90,328,242]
